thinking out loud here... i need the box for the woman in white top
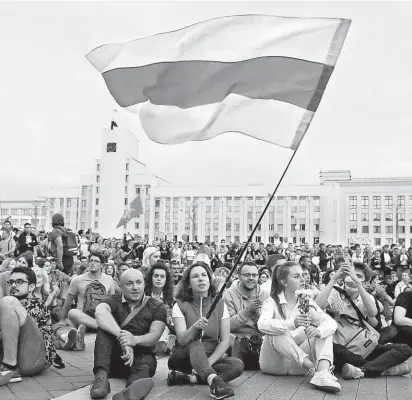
[257,261,340,393]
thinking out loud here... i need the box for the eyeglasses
[241,273,259,279]
[7,279,29,286]
[90,259,101,264]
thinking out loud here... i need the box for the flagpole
[193,147,300,338]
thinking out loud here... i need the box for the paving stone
[257,374,306,400]
[38,380,76,391]
[49,390,73,398]
[0,386,17,400]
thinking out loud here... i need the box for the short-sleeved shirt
[101,294,167,353]
[68,273,114,310]
[327,287,375,320]
[172,302,230,319]
[394,291,412,323]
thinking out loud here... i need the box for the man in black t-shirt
[393,288,412,348]
[90,269,167,400]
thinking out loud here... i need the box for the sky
[1,1,412,200]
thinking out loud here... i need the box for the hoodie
[223,280,269,338]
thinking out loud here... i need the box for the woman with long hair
[257,261,340,393]
[145,261,176,353]
[0,257,16,273]
[141,246,161,277]
[167,262,243,399]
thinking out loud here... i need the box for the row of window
[349,226,412,234]
[349,212,408,222]
[349,195,411,209]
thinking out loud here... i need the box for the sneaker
[9,369,22,383]
[310,370,341,393]
[90,376,111,399]
[309,367,338,382]
[0,365,15,386]
[167,370,191,386]
[75,324,86,351]
[113,377,154,400]
[209,376,235,399]
[382,362,411,376]
[63,328,77,351]
[341,363,364,380]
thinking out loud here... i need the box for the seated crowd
[1,216,412,400]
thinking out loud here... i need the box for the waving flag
[116,195,143,229]
[87,15,350,150]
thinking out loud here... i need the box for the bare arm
[60,293,76,320]
[95,303,122,337]
[134,321,166,347]
[173,317,199,346]
[55,236,64,271]
[393,306,412,327]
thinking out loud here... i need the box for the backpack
[55,227,78,257]
[83,280,107,317]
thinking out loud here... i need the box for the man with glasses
[0,267,60,386]
[223,261,268,369]
[56,254,115,351]
[90,268,167,400]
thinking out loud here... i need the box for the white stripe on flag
[87,15,349,71]
[129,93,314,150]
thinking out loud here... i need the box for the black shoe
[209,376,234,400]
[167,370,191,386]
[90,376,111,399]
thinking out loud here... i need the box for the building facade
[2,126,412,247]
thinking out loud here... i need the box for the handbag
[120,296,150,329]
[332,287,379,358]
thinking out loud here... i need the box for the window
[126,163,129,171]
[291,224,296,232]
[165,223,170,232]
[410,226,412,234]
[155,223,159,230]
[255,236,261,243]
[361,226,369,234]
[136,187,140,195]
[361,196,369,209]
[361,213,369,222]
[97,164,100,171]
[213,223,219,230]
[385,196,393,208]
[96,198,99,206]
[349,196,357,209]
[314,237,320,245]
[398,213,405,221]
[373,213,381,221]
[205,223,211,231]
[95,210,99,217]
[82,186,87,196]
[173,223,178,231]
[96,176,100,183]
[386,238,393,245]
[373,196,381,209]
[277,207,283,214]
[81,200,86,207]
[269,224,274,231]
[291,206,298,213]
[96,187,99,195]
[81,211,86,218]
[146,187,150,195]
[277,224,283,232]
[314,224,320,231]
[226,223,231,230]
[155,212,159,219]
[386,226,393,234]
[373,226,381,234]
[60,198,64,208]
[248,224,253,231]
[124,187,128,195]
[206,206,212,213]
[155,199,161,207]
[398,226,406,234]
[234,223,240,231]
[125,175,128,183]
[94,221,98,229]
[314,211,320,219]
[350,226,357,234]
[313,197,320,207]
[374,238,381,246]
[300,224,306,231]
[81,222,85,230]
[349,213,357,221]
[135,222,139,229]
[397,196,405,207]
[385,213,392,221]
[124,198,128,205]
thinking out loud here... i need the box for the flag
[193,244,211,266]
[116,195,143,229]
[87,15,350,150]
[111,120,118,130]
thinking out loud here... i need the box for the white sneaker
[310,370,341,393]
[341,363,364,380]
[382,362,411,376]
[309,366,338,382]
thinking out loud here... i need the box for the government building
[2,125,412,247]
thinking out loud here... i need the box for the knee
[232,358,244,376]
[399,344,412,357]
[0,295,20,309]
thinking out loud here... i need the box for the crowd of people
[1,214,412,400]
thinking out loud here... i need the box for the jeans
[93,328,157,387]
[333,342,412,377]
[259,332,334,376]
[394,326,412,348]
[168,340,244,382]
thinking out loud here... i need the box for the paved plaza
[1,333,411,400]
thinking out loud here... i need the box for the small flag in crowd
[87,15,350,150]
[116,195,143,229]
[111,120,118,130]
